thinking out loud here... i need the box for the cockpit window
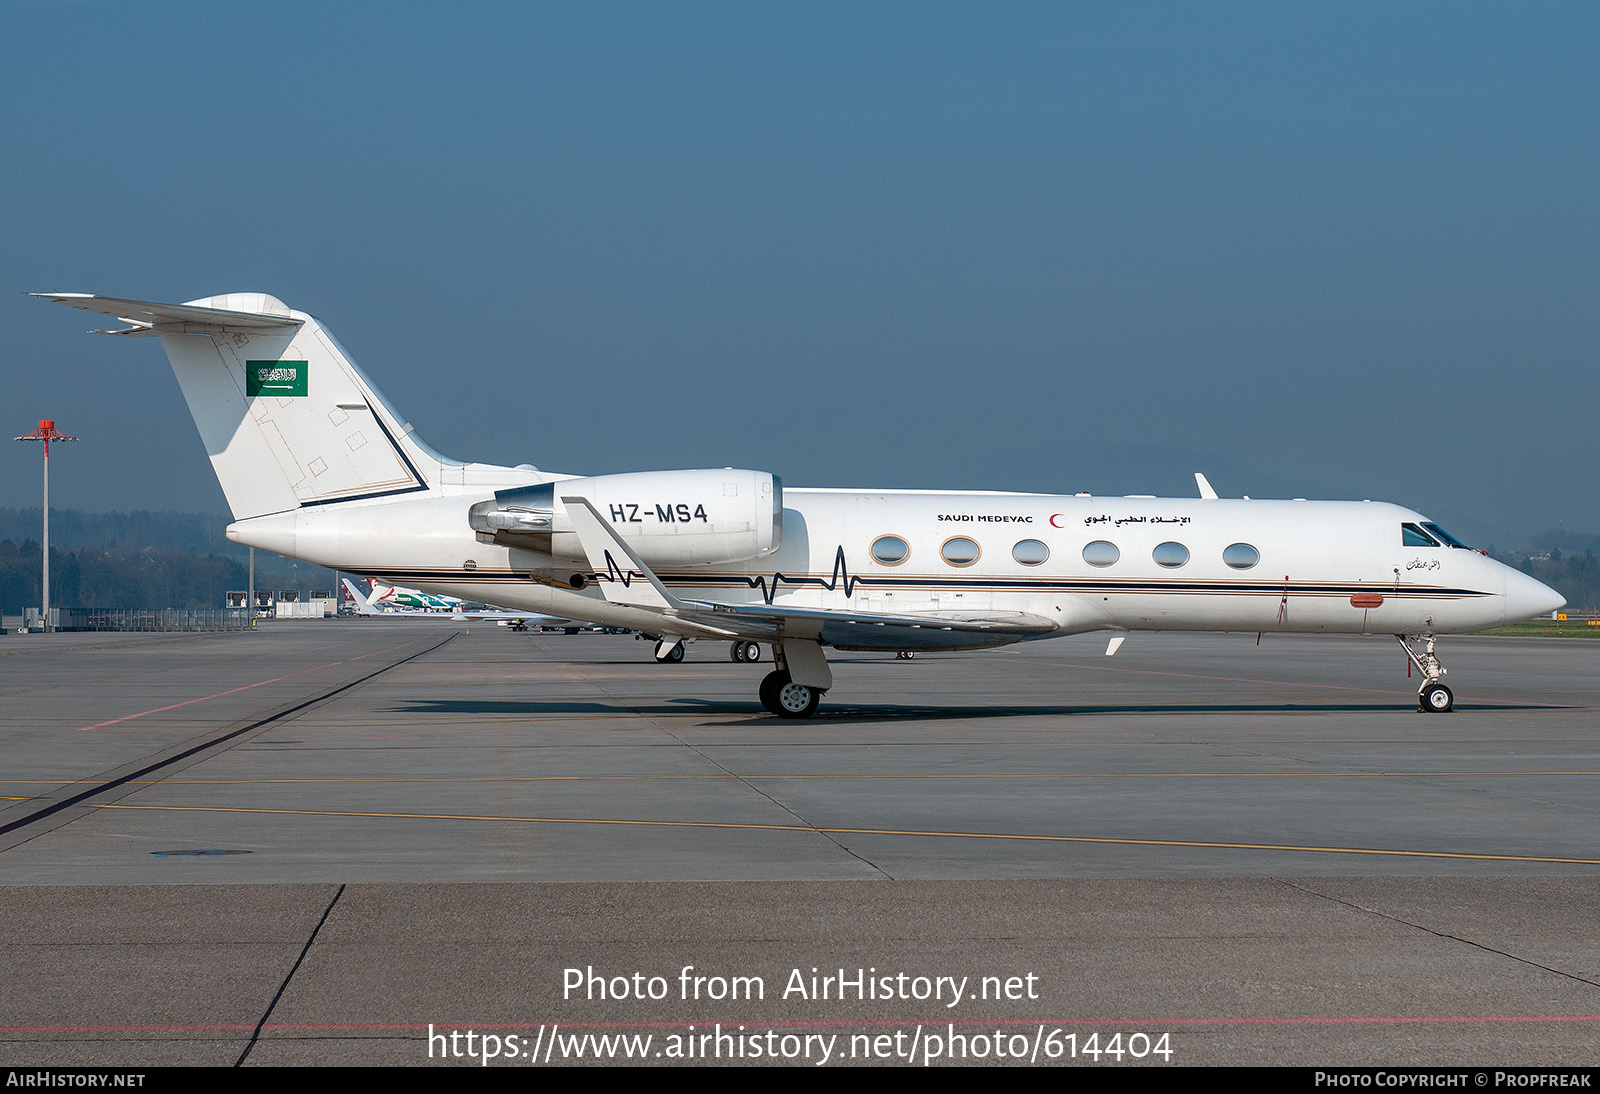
[1422,523,1471,549]
[1402,523,1441,547]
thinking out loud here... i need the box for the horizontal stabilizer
[32,293,303,336]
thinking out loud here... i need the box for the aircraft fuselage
[225,487,1552,647]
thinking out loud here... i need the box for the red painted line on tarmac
[8,1014,1600,1034]
[75,667,342,731]
[347,633,450,661]
[75,632,448,731]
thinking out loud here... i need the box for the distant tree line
[0,508,336,610]
[0,540,248,610]
[1491,548,1600,615]
[0,508,234,554]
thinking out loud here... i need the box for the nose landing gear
[1398,634,1453,713]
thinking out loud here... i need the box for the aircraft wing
[683,600,1059,651]
[561,498,1057,651]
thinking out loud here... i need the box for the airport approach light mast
[15,420,77,633]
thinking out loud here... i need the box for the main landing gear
[646,634,830,716]
[756,639,832,719]
[759,670,822,718]
[1397,634,1453,713]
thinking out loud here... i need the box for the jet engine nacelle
[469,468,782,566]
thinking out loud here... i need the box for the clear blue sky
[5,1,1596,549]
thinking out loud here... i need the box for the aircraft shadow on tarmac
[387,697,1560,722]
[542,655,913,666]
[677,700,1565,722]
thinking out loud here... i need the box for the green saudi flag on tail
[246,360,308,397]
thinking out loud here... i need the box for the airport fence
[54,608,253,632]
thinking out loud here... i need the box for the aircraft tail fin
[35,293,454,520]
[341,578,381,615]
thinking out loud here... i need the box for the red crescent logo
[1049,513,1065,528]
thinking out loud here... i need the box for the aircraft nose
[1502,566,1566,623]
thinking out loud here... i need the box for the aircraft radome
[37,292,1565,718]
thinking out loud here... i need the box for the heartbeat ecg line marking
[596,550,641,588]
[590,546,865,604]
[739,545,863,604]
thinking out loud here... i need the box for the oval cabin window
[940,536,981,567]
[1153,541,1190,568]
[1222,543,1259,570]
[1082,540,1120,567]
[1012,539,1050,566]
[870,535,910,566]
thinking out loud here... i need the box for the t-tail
[32,293,454,520]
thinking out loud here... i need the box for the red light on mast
[15,419,77,456]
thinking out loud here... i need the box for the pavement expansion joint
[236,884,346,1067]
[1280,879,1600,990]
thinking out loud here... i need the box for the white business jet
[37,293,1564,718]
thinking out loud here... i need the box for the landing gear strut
[1397,634,1453,713]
